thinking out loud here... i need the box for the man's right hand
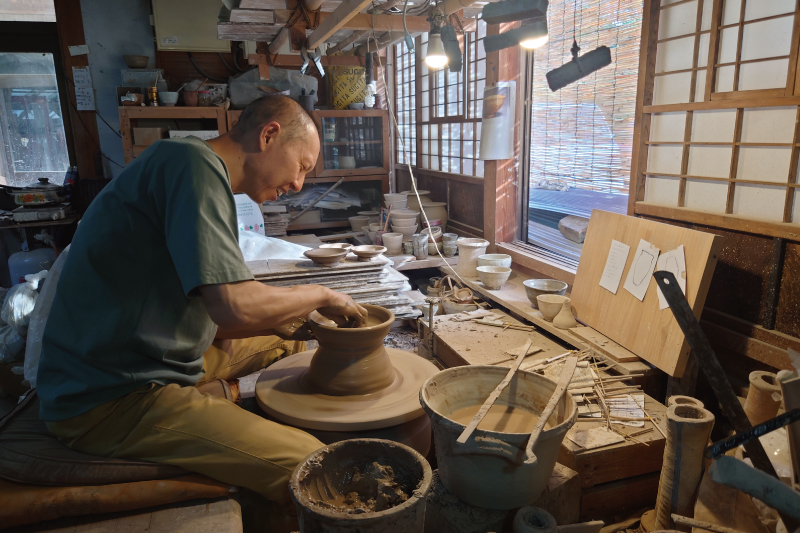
[318,292,368,327]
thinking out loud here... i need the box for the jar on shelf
[197,90,213,107]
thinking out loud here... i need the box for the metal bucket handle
[452,435,538,468]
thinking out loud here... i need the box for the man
[36,95,366,505]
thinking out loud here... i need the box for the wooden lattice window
[632,0,800,239]
[394,40,417,166]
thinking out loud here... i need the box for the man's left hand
[273,318,314,341]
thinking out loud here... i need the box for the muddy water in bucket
[420,365,577,510]
[290,438,432,533]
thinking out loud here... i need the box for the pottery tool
[670,514,748,533]
[457,339,533,444]
[653,404,715,530]
[654,270,777,477]
[524,356,578,464]
[382,205,393,232]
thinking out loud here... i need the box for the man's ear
[259,121,281,151]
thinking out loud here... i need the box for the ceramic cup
[403,241,414,254]
[382,232,404,255]
[412,233,429,259]
[348,216,369,231]
[442,233,459,244]
[443,243,457,257]
[537,294,569,321]
[478,254,512,268]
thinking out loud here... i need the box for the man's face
[242,121,320,203]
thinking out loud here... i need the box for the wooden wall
[395,167,484,238]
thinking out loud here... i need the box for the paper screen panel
[740,107,796,142]
[691,109,736,142]
[716,65,736,92]
[793,190,800,223]
[722,0,742,26]
[656,37,696,73]
[738,59,790,91]
[650,112,687,141]
[648,144,683,174]
[718,26,740,64]
[685,179,729,212]
[744,0,794,21]
[645,175,681,204]
[654,72,693,104]
[740,17,794,61]
[737,147,792,183]
[695,70,707,97]
[697,33,710,67]
[701,0,713,30]
[687,145,733,177]
[659,0,699,39]
[732,183,787,220]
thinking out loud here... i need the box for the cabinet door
[313,110,390,177]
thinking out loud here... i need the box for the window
[0,52,70,186]
[523,0,642,265]
[0,0,56,22]
[394,20,488,177]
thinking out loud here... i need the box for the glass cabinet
[313,110,390,177]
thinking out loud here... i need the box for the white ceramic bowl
[384,193,409,202]
[537,294,569,321]
[392,224,417,239]
[385,200,408,210]
[348,216,369,231]
[477,266,512,290]
[478,254,512,268]
[159,91,179,106]
[523,279,568,308]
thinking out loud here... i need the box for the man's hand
[318,293,368,327]
[273,318,314,341]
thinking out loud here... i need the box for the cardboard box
[132,127,169,146]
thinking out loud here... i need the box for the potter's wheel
[255,348,438,431]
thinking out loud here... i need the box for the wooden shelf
[287,220,350,231]
[323,140,382,145]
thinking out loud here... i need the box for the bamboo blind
[529,0,643,195]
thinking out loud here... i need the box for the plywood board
[570,327,641,363]
[571,210,721,377]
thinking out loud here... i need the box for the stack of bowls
[420,227,443,243]
[392,219,419,240]
[384,193,408,210]
[390,209,420,227]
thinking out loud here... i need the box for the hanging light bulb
[425,32,448,69]
[519,19,549,49]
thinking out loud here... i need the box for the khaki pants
[46,336,323,503]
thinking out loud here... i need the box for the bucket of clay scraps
[420,366,577,510]
[290,438,433,533]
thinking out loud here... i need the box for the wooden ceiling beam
[273,10,430,32]
[248,53,365,66]
[306,0,375,50]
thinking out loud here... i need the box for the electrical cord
[187,52,227,82]
[218,52,237,74]
[61,72,123,140]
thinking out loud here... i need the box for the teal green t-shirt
[37,137,254,422]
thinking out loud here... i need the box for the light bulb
[425,33,448,69]
[520,34,549,49]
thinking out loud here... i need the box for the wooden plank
[559,393,667,488]
[247,53,364,66]
[230,8,275,23]
[306,0,374,50]
[579,471,661,521]
[570,210,722,377]
[218,21,281,41]
[644,96,800,112]
[570,327,642,363]
[704,0,723,101]
[273,10,430,32]
[634,202,800,241]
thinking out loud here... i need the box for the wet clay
[304,459,414,514]
[450,404,541,434]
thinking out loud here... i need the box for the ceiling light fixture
[519,21,549,49]
[425,31,448,69]
[483,19,549,52]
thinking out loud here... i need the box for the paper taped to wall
[623,239,660,301]
[656,245,686,310]
[599,239,630,294]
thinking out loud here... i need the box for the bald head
[233,95,317,145]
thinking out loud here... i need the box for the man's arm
[199,280,366,339]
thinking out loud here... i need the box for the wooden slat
[644,95,800,112]
[306,0,375,50]
[732,0,747,92]
[247,53,364,66]
[240,0,291,8]
[710,88,788,100]
[725,108,744,213]
[273,10,430,32]
[230,8,276,23]
[634,201,800,241]
[783,105,800,222]
[628,0,660,215]
[704,0,724,101]
[218,22,280,41]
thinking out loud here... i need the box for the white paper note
[599,239,630,294]
[72,66,92,87]
[656,245,687,310]
[74,86,95,111]
[623,239,660,301]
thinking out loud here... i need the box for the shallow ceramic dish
[351,245,387,262]
[478,254,512,268]
[537,294,569,321]
[477,266,512,290]
[304,248,348,267]
[523,279,568,308]
[319,243,353,252]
